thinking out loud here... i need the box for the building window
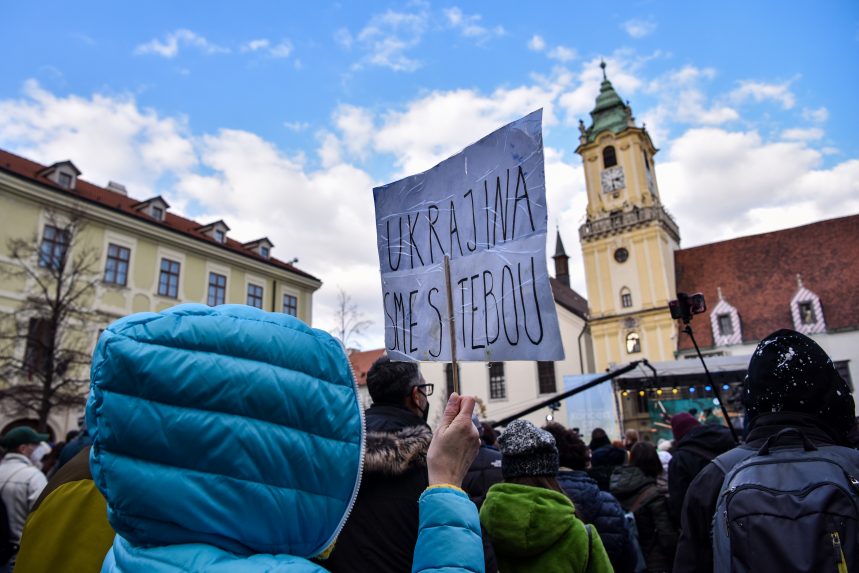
[38,225,70,269]
[603,146,617,168]
[152,206,164,221]
[717,314,734,335]
[157,258,180,298]
[626,332,641,354]
[24,318,51,377]
[489,362,506,400]
[214,229,225,243]
[260,246,270,258]
[537,361,557,394]
[58,172,73,188]
[798,301,816,324]
[103,244,130,286]
[207,273,226,306]
[643,151,650,170]
[620,287,632,308]
[283,294,298,316]
[445,363,459,396]
[247,284,264,308]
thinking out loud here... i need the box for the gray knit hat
[498,419,559,479]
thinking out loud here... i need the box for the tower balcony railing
[579,204,680,243]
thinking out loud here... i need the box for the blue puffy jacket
[87,305,483,572]
[557,470,634,573]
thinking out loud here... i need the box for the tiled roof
[348,348,386,387]
[550,277,589,320]
[674,214,859,350]
[0,148,319,282]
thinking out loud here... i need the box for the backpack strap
[629,485,659,514]
[712,447,756,476]
[584,523,593,572]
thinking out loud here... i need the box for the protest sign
[373,109,564,362]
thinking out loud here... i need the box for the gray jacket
[0,453,47,542]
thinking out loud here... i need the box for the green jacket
[480,482,614,573]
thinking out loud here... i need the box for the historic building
[575,64,859,436]
[0,147,321,436]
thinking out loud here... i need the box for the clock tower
[577,62,681,371]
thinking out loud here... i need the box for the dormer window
[134,196,171,222]
[791,275,826,334]
[214,230,225,243]
[38,160,81,190]
[709,289,742,346]
[243,237,274,259]
[199,220,230,244]
[152,206,164,221]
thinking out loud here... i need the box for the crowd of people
[0,304,857,572]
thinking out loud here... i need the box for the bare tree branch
[330,287,372,350]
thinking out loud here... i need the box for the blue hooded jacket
[87,305,483,572]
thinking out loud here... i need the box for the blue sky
[2,1,858,347]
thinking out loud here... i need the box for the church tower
[577,62,681,371]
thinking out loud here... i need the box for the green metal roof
[585,63,632,143]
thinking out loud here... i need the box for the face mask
[418,399,430,423]
[30,442,51,468]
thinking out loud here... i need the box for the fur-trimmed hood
[364,425,432,476]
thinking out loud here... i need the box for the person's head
[742,329,854,440]
[543,422,589,470]
[671,412,700,441]
[366,356,432,421]
[498,419,559,484]
[629,442,662,478]
[0,427,50,458]
[624,428,639,449]
[589,427,610,451]
[481,422,498,446]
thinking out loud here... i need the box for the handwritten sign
[373,109,564,361]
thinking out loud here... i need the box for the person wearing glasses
[326,356,495,573]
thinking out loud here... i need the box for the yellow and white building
[0,148,321,437]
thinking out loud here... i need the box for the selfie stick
[681,322,739,444]
[443,255,460,395]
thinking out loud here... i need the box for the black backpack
[712,428,859,572]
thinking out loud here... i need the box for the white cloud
[241,39,270,53]
[335,28,353,49]
[623,18,657,38]
[283,120,310,132]
[354,8,428,72]
[729,79,796,109]
[333,104,375,160]
[528,35,546,52]
[558,55,645,122]
[781,127,824,141]
[134,29,229,58]
[548,46,576,62]
[444,7,505,42]
[802,106,829,123]
[269,40,293,59]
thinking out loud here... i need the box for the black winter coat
[673,413,843,573]
[462,445,502,508]
[666,424,734,526]
[557,469,635,573]
[324,405,498,573]
[611,466,677,573]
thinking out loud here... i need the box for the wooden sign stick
[443,255,459,395]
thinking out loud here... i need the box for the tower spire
[552,228,570,287]
[600,59,607,80]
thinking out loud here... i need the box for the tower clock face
[601,166,625,193]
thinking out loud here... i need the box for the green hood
[479,482,575,557]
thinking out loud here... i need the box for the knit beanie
[671,413,700,441]
[742,329,854,437]
[498,419,559,479]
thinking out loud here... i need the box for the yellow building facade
[577,64,680,372]
[0,148,321,436]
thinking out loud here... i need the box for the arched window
[620,287,632,308]
[603,146,617,168]
[626,332,641,354]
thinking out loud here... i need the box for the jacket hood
[87,304,364,559]
[609,466,654,499]
[480,482,574,557]
[364,425,431,476]
[677,423,736,453]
